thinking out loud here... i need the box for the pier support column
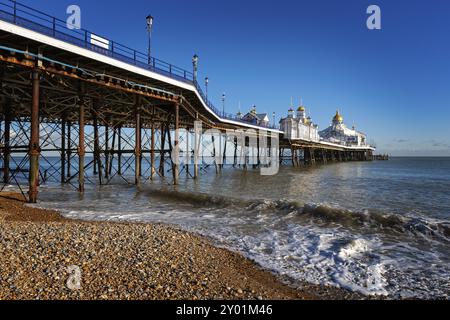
[134,96,141,186]
[150,122,155,179]
[78,84,86,193]
[233,137,238,168]
[253,134,259,169]
[2,99,11,184]
[212,135,219,174]
[67,121,71,178]
[93,102,102,184]
[109,125,116,176]
[222,133,227,170]
[61,116,66,183]
[322,149,327,164]
[173,103,180,185]
[159,123,165,176]
[28,70,40,203]
[304,148,314,165]
[105,123,110,179]
[291,147,296,167]
[117,126,122,175]
[193,119,200,179]
[185,128,190,177]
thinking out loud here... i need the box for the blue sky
[20,0,450,155]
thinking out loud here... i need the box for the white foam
[30,187,450,299]
[338,239,370,260]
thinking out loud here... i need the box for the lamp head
[192,54,199,66]
[146,15,153,29]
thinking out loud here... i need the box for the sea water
[15,157,450,298]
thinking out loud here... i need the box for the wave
[144,187,450,242]
[250,199,450,242]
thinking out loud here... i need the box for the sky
[18,0,450,156]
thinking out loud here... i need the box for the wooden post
[28,70,40,203]
[78,84,86,193]
[134,96,141,186]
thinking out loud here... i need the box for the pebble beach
[0,192,362,300]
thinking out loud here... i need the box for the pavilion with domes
[279,104,320,141]
[280,104,368,147]
[319,110,367,146]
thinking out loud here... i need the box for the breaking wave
[146,188,450,243]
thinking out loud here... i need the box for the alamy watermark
[170,121,280,176]
[367,5,381,30]
[66,5,81,30]
[66,265,81,290]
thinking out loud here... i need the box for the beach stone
[0,191,365,300]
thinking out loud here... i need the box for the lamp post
[221,93,226,116]
[205,77,209,99]
[192,54,199,82]
[146,15,153,65]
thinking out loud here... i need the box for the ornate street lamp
[146,15,153,65]
[221,93,226,116]
[192,54,199,81]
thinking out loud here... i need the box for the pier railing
[0,0,193,82]
[193,80,279,130]
[0,0,279,130]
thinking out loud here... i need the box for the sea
[4,157,449,299]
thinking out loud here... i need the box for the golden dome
[297,106,305,112]
[333,110,343,123]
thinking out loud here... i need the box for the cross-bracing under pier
[0,51,282,202]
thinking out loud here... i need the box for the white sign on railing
[90,34,109,50]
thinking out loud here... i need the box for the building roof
[333,110,343,123]
[256,113,269,122]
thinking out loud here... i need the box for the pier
[0,0,374,202]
